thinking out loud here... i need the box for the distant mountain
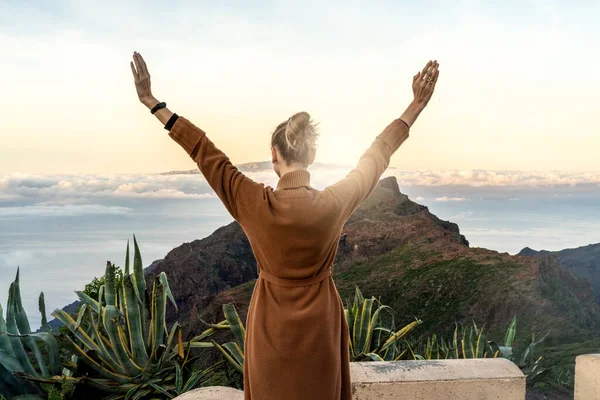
[145,258,164,275]
[158,161,376,175]
[518,243,600,303]
[45,300,80,331]
[145,176,600,347]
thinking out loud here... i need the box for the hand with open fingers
[130,51,155,107]
[412,60,439,107]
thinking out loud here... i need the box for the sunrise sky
[1,0,599,174]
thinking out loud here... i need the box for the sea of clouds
[1,165,599,207]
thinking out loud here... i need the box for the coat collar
[276,169,311,190]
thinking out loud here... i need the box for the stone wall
[575,354,600,400]
[174,358,526,399]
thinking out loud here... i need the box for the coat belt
[258,267,332,287]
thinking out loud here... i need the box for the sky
[1,0,599,174]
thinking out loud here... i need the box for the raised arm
[325,60,439,220]
[130,51,262,222]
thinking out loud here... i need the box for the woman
[130,52,439,400]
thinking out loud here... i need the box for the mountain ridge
[518,243,600,303]
[144,176,599,344]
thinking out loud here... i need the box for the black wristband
[164,113,179,131]
[150,101,166,114]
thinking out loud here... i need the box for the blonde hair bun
[270,111,319,167]
[284,111,318,150]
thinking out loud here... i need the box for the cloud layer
[384,169,600,188]
[1,166,599,219]
[2,167,600,204]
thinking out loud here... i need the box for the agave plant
[412,316,549,383]
[203,285,423,372]
[410,320,500,361]
[0,268,65,399]
[414,333,453,360]
[196,303,245,373]
[15,236,218,399]
[488,316,550,383]
[345,286,422,361]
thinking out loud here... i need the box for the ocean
[1,166,599,329]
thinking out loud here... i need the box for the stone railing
[575,353,600,400]
[174,358,526,399]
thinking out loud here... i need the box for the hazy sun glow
[1,1,599,174]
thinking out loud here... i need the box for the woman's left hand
[130,51,156,107]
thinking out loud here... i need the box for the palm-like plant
[0,268,64,399]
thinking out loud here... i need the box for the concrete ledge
[575,354,600,400]
[173,386,243,400]
[174,359,525,399]
[350,359,525,400]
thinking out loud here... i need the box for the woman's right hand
[412,60,439,107]
[398,60,439,128]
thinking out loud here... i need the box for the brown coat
[168,116,410,399]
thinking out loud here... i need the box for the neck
[278,162,307,178]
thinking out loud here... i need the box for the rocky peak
[146,176,473,336]
[379,176,401,194]
[518,246,538,256]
